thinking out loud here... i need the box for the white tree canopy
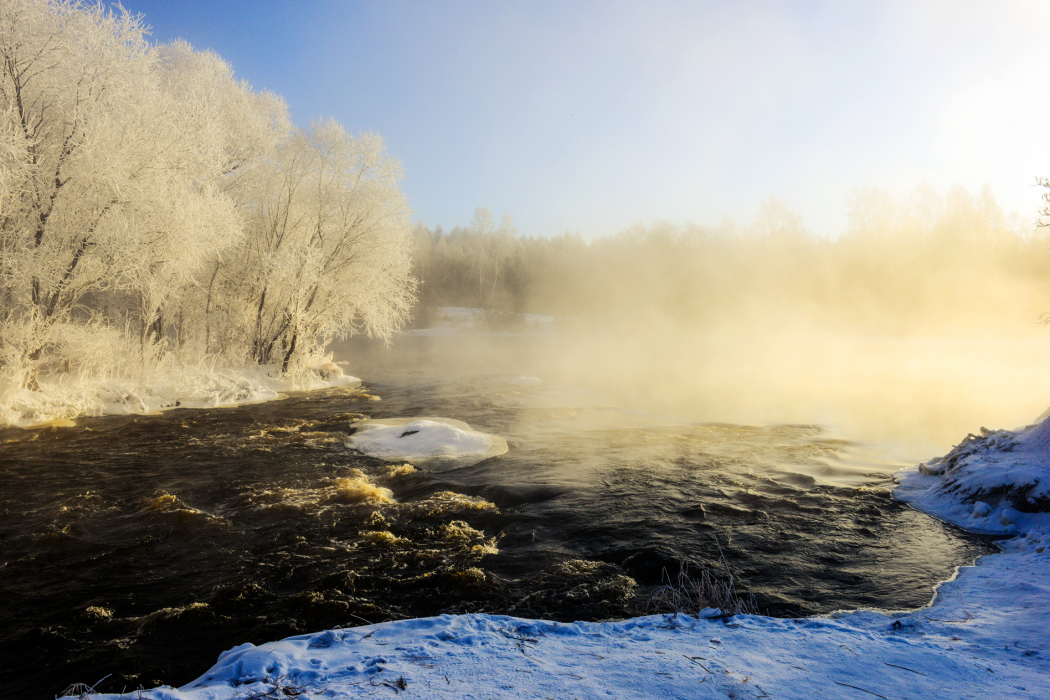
[224,120,414,370]
[0,0,416,390]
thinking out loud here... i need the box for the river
[0,333,998,696]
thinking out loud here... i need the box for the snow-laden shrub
[638,558,758,620]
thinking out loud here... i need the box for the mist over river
[0,333,999,697]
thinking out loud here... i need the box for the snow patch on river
[345,417,508,472]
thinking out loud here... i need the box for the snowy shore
[894,413,1050,536]
[1,360,359,429]
[79,416,1050,699]
[81,538,1049,700]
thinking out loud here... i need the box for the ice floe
[345,417,508,472]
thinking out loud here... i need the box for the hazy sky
[121,0,1050,239]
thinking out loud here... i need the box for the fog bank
[386,186,1050,455]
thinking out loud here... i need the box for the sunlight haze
[119,0,1050,238]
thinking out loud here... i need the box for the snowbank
[87,533,1049,699]
[894,415,1050,535]
[345,417,508,472]
[0,360,360,429]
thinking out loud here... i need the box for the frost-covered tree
[753,196,806,240]
[0,0,258,383]
[0,1,327,387]
[846,187,898,238]
[0,104,27,222]
[0,0,156,353]
[131,40,289,349]
[0,0,416,422]
[216,120,414,371]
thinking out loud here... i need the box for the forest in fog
[410,189,1050,446]
[413,187,1048,336]
[0,0,414,394]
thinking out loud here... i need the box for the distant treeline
[412,186,1049,334]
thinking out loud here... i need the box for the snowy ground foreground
[401,307,555,336]
[345,417,508,472]
[85,417,1050,699]
[0,360,359,428]
[88,534,1049,700]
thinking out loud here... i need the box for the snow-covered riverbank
[895,413,1050,536]
[1,360,360,429]
[77,415,1050,699]
[79,537,1048,699]
[3,307,544,430]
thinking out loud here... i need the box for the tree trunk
[25,346,42,391]
[281,331,298,373]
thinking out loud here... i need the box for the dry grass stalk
[243,675,313,699]
[57,675,110,699]
[639,558,758,620]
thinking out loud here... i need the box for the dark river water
[0,334,997,697]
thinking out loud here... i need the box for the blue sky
[121,0,1050,239]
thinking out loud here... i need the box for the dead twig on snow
[368,676,408,694]
[925,610,974,623]
[832,681,888,699]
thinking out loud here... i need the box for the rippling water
[0,335,997,696]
